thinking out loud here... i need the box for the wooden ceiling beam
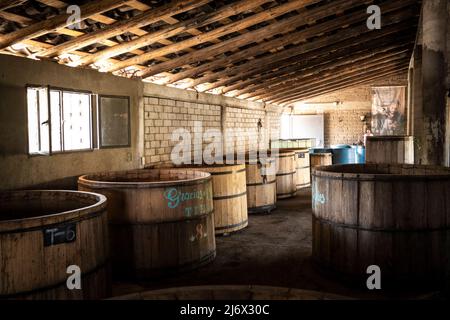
[135,0,329,78]
[106,0,313,73]
[268,62,409,104]
[238,50,406,99]
[222,21,413,97]
[264,56,409,102]
[37,0,211,58]
[278,68,408,105]
[0,0,134,50]
[194,1,417,92]
[268,61,407,103]
[162,0,367,85]
[0,5,148,58]
[187,2,383,90]
[75,0,267,67]
[267,60,409,103]
[256,52,410,101]
[0,0,26,11]
[240,41,413,99]
[171,10,411,88]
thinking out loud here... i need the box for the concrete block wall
[224,107,267,153]
[295,75,408,146]
[143,95,281,166]
[324,110,368,146]
[267,111,282,147]
[144,97,222,165]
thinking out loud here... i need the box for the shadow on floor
[112,188,438,300]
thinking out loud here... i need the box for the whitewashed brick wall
[143,97,282,166]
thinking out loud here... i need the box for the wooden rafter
[193,0,417,93]
[238,37,413,99]
[223,22,415,96]
[169,0,371,88]
[0,3,150,61]
[280,68,408,106]
[0,0,421,105]
[257,52,411,102]
[0,0,26,11]
[0,0,134,50]
[75,0,268,68]
[269,62,409,104]
[133,0,328,78]
[106,0,312,73]
[37,0,211,58]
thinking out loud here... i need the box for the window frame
[51,87,94,154]
[26,85,51,157]
[97,95,131,149]
[26,85,95,156]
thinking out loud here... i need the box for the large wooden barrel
[310,153,333,169]
[0,190,110,300]
[312,164,450,288]
[78,169,216,279]
[177,164,248,235]
[281,148,311,190]
[366,135,414,164]
[273,150,297,199]
[112,285,349,300]
[245,154,277,214]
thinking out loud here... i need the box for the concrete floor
[113,189,438,300]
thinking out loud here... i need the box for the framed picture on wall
[98,95,131,148]
[371,86,406,136]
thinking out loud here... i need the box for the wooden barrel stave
[0,190,110,300]
[312,164,450,288]
[78,169,216,279]
[177,164,249,235]
[111,214,215,278]
[274,151,297,199]
[281,148,311,190]
[245,156,277,214]
[366,135,414,164]
[310,153,333,168]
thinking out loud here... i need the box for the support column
[407,67,414,136]
[421,0,448,165]
[446,95,450,166]
[412,46,424,163]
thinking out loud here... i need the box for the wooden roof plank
[269,62,409,104]
[0,0,135,50]
[224,21,415,95]
[278,68,408,105]
[0,0,26,11]
[256,52,411,101]
[277,68,407,105]
[75,0,268,67]
[239,40,413,99]
[164,0,368,85]
[38,0,211,58]
[106,0,313,73]
[194,0,418,92]
[137,0,336,79]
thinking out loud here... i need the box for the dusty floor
[113,188,438,300]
